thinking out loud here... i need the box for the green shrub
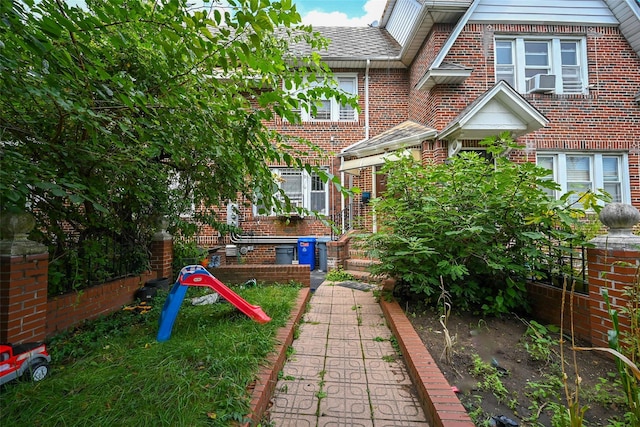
[364,133,604,315]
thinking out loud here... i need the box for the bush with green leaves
[1,0,354,291]
[363,134,604,315]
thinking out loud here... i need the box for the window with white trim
[255,167,329,216]
[290,74,358,122]
[495,37,587,94]
[536,153,629,204]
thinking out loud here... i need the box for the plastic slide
[157,265,271,342]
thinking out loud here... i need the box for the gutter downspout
[365,59,370,140]
[365,59,376,232]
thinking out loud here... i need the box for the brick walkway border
[243,288,311,426]
[243,288,474,427]
[380,300,474,427]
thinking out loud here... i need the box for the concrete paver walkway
[269,283,429,426]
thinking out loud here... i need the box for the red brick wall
[586,247,639,348]
[527,246,639,347]
[150,238,173,279]
[208,264,310,288]
[46,271,155,337]
[0,253,49,343]
[526,282,593,342]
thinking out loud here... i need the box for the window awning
[339,148,421,175]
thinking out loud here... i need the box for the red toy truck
[0,342,51,385]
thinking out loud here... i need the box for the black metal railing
[48,235,149,296]
[534,237,589,294]
[331,202,362,240]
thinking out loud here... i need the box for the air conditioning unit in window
[526,74,556,93]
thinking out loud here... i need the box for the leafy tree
[0,0,350,287]
[363,134,605,315]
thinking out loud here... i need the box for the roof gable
[439,80,549,141]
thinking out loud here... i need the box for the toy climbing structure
[157,265,271,342]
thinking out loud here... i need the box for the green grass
[0,283,302,426]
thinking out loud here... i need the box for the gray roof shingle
[289,26,401,59]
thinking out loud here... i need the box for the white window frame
[288,73,358,122]
[536,152,630,204]
[254,167,330,216]
[495,36,588,95]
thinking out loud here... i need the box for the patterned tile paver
[364,359,413,385]
[281,354,326,379]
[271,380,319,415]
[269,283,429,426]
[269,414,318,426]
[325,338,363,359]
[361,339,395,359]
[369,383,427,422]
[298,322,330,339]
[317,417,374,427]
[323,357,366,383]
[293,336,328,356]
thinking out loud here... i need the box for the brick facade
[586,247,639,348]
[199,21,640,256]
[0,253,49,343]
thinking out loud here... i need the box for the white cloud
[301,0,386,27]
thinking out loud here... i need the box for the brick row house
[203,0,640,268]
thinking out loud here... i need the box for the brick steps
[343,257,396,290]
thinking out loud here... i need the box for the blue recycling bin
[297,237,317,270]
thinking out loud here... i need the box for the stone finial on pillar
[590,203,640,250]
[152,217,171,241]
[586,203,640,348]
[0,211,47,255]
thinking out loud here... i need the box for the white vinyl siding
[495,37,588,94]
[472,0,618,26]
[537,153,629,204]
[384,0,422,46]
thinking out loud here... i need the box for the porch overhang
[438,80,549,142]
[339,148,422,175]
[339,120,437,175]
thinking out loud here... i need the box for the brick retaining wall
[210,264,311,288]
[46,271,155,337]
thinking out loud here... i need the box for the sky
[61,0,387,27]
[294,0,387,27]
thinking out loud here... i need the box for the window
[290,74,358,122]
[496,37,587,94]
[536,153,629,204]
[255,167,329,216]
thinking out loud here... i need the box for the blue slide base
[156,280,189,342]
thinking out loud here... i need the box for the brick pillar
[0,212,49,344]
[587,203,640,348]
[327,238,348,271]
[150,223,173,280]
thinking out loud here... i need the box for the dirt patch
[404,303,628,426]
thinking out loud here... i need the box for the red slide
[179,271,271,324]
